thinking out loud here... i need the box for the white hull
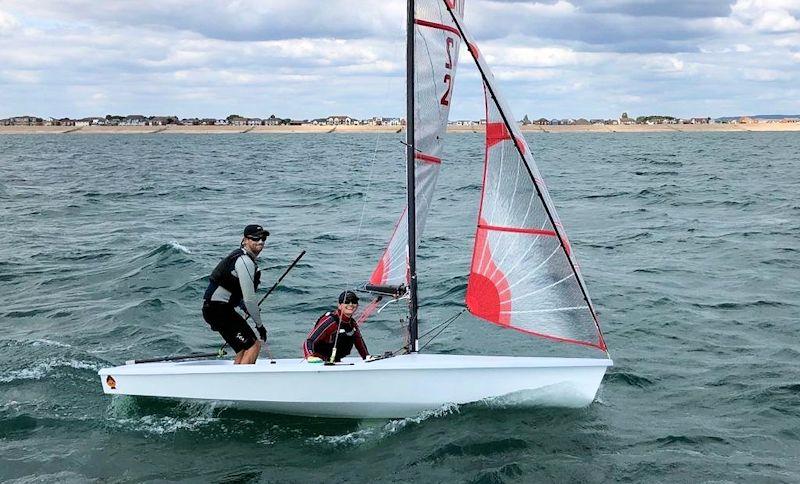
[98,354,612,418]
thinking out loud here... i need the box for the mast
[405,0,419,352]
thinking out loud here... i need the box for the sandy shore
[1,123,799,134]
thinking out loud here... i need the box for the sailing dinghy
[99,0,612,419]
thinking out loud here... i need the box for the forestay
[443,5,607,350]
[370,0,466,286]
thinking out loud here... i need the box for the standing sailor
[202,224,269,365]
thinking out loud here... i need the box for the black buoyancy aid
[204,248,261,306]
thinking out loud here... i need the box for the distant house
[691,117,711,124]
[619,112,636,125]
[73,117,105,126]
[215,119,229,125]
[535,118,550,125]
[264,115,282,126]
[4,116,43,126]
[739,116,757,124]
[574,118,590,125]
[326,115,354,125]
[122,115,148,126]
[246,118,263,126]
[227,116,249,126]
[150,116,178,126]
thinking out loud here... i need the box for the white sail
[369,0,466,286]
[443,6,607,350]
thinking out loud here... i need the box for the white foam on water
[169,240,191,253]
[0,359,101,383]
[5,471,96,484]
[105,396,219,435]
[30,339,72,348]
[306,403,459,447]
[112,414,218,435]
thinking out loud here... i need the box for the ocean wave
[690,300,791,310]
[0,358,100,384]
[30,339,72,348]
[605,371,654,388]
[650,434,729,447]
[421,437,528,462]
[4,471,96,484]
[169,240,191,254]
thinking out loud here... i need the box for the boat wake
[306,403,459,447]
[105,397,219,435]
[477,383,593,409]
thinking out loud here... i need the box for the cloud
[575,0,735,19]
[730,0,800,32]
[0,9,20,34]
[0,1,799,119]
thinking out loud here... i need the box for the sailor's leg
[239,340,261,364]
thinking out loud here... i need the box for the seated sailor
[304,291,371,363]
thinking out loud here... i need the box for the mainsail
[369,0,465,286]
[444,5,607,350]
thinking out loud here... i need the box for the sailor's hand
[256,324,267,342]
[365,354,378,362]
[306,356,323,364]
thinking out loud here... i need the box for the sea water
[1,132,798,482]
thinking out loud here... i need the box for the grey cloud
[6,0,403,41]
[573,0,735,19]
[468,7,713,53]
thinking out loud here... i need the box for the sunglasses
[246,235,267,242]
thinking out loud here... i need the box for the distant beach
[2,123,799,134]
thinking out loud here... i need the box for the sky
[1,0,799,120]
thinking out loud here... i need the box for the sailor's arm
[353,327,369,359]
[235,256,264,327]
[305,315,339,359]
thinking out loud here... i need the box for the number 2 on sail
[441,37,455,105]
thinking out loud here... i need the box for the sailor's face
[243,236,266,255]
[338,302,358,318]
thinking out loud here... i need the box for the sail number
[441,37,455,106]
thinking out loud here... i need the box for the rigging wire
[417,308,465,352]
[379,307,466,357]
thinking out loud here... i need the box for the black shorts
[202,301,257,353]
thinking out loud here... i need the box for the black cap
[338,290,359,304]
[243,224,270,238]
